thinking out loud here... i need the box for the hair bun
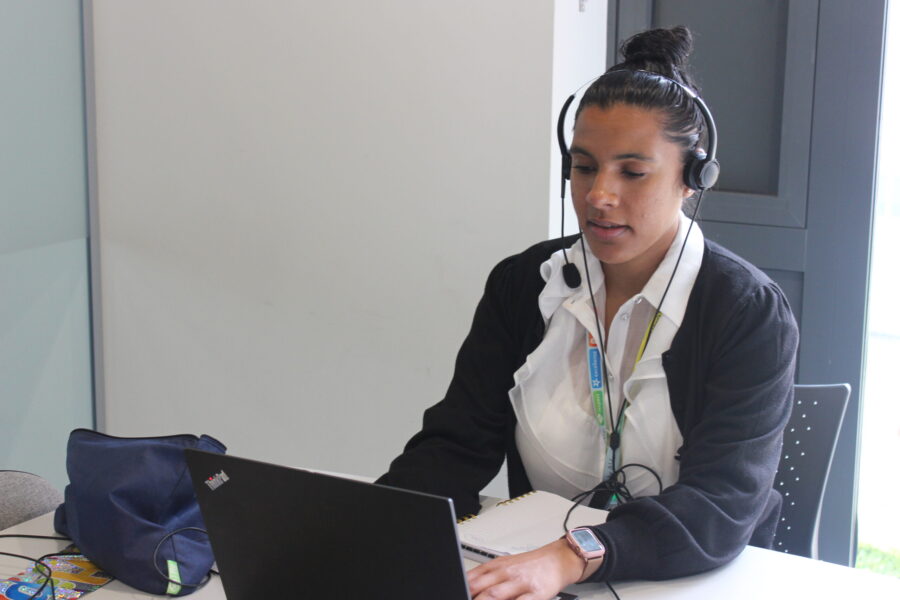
[621,26,693,70]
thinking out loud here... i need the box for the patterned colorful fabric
[0,548,111,600]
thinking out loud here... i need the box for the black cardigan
[377,236,799,582]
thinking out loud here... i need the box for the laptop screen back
[185,449,471,599]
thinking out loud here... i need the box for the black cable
[0,535,74,600]
[0,551,55,600]
[576,187,707,487]
[568,193,708,600]
[3,529,216,596]
[606,581,622,599]
[562,192,574,268]
[30,551,87,600]
[649,188,705,346]
[0,534,69,541]
[614,463,663,496]
[578,234,618,457]
[171,526,182,586]
[563,463,663,531]
[28,557,54,600]
[151,527,214,590]
[578,232,635,486]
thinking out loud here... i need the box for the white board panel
[91,0,605,490]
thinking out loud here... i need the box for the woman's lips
[587,219,629,240]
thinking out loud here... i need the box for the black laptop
[185,449,472,599]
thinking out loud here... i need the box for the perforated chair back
[0,470,64,530]
[773,383,850,559]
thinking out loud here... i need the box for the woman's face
[569,103,694,280]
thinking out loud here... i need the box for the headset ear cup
[698,159,720,190]
[683,150,720,191]
[683,151,704,191]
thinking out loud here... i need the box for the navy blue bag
[54,429,226,596]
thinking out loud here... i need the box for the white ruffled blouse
[510,213,705,501]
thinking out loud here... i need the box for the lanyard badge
[586,311,660,436]
[586,332,606,429]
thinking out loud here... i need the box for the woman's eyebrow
[569,146,656,162]
[569,146,594,159]
[614,152,656,162]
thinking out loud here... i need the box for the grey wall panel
[698,0,817,229]
[606,0,652,67]
[655,0,789,196]
[615,0,817,229]
[799,0,885,566]
[612,0,887,566]
[701,221,807,272]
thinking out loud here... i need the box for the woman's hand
[466,538,587,600]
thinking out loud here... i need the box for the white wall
[91,0,605,490]
[548,0,608,238]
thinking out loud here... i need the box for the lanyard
[575,210,699,503]
[586,310,661,433]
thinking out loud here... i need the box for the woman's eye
[572,165,596,174]
[622,170,646,179]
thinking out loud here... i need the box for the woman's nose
[585,174,619,207]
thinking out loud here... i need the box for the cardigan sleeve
[375,253,532,518]
[586,280,799,582]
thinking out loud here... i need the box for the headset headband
[557,70,720,191]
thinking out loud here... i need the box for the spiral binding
[456,491,539,524]
[496,491,537,507]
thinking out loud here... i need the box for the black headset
[557,70,720,192]
[555,70,720,289]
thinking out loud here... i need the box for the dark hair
[575,26,705,162]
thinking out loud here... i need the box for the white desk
[2,513,898,599]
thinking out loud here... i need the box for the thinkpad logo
[204,470,230,491]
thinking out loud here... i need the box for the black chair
[773,384,850,559]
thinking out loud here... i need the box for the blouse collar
[538,213,705,329]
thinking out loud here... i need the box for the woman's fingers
[466,539,583,600]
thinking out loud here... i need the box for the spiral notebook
[458,490,609,560]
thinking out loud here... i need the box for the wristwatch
[564,527,606,582]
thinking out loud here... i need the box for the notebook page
[459,491,608,557]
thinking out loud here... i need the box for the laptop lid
[185,449,472,600]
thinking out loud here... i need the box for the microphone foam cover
[562,262,582,289]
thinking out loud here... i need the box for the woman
[377,26,798,599]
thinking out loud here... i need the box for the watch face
[571,528,603,553]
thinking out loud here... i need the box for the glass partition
[857,0,900,577]
[0,0,94,488]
